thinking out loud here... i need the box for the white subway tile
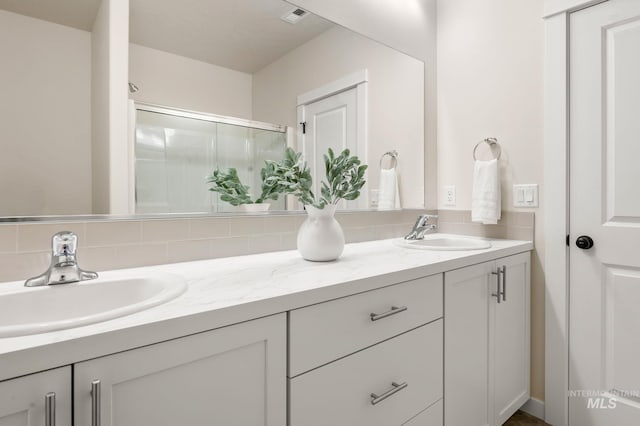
[247,234,281,254]
[210,237,249,258]
[18,223,85,252]
[86,221,142,246]
[188,218,230,239]
[0,225,17,253]
[229,217,264,236]
[168,240,212,263]
[142,220,190,242]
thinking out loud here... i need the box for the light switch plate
[513,184,539,208]
[444,185,456,206]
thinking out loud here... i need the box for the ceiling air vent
[280,8,310,24]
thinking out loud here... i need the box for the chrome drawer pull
[91,380,101,426]
[491,269,502,304]
[501,265,507,302]
[370,381,408,405]
[370,306,407,321]
[45,392,55,426]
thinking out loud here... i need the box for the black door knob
[576,235,594,250]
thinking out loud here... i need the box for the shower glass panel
[134,107,287,214]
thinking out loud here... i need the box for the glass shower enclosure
[134,104,288,214]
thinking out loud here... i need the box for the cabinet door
[74,314,286,426]
[0,367,71,426]
[492,252,530,425]
[444,261,494,426]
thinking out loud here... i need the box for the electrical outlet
[444,185,456,206]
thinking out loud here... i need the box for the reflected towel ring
[380,150,398,169]
[473,137,501,161]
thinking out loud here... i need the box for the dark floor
[504,410,550,425]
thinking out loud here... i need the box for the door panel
[570,1,640,424]
[74,314,286,426]
[605,19,640,221]
[300,87,362,209]
[493,253,530,425]
[444,261,493,426]
[0,367,71,426]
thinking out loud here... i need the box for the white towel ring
[380,150,399,169]
[473,137,501,161]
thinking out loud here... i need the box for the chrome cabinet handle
[91,380,101,426]
[45,392,55,426]
[501,265,507,302]
[370,381,408,405]
[370,306,407,321]
[491,269,502,304]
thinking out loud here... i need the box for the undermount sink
[394,234,492,251]
[0,275,187,338]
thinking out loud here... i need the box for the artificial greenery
[267,147,367,209]
[207,147,367,209]
[263,148,314,206]
[206,163,284,206]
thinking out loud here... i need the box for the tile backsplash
[0,209,534,284]
[438,210,535,241]
[0,210,426,283]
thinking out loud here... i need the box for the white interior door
[570,1,640,424]
[299,87,364,209]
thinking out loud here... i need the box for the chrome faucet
[404,214,438,240]
[24,231,98,287]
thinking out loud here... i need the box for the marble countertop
[0,235,532,381]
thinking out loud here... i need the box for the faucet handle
[52,231,77,256]
[415,214,438,227]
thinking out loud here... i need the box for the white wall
[91,0,130,214]
[91,0,109,214]
[107,0,130,215]
[0,10,92,216]
[291,0,438,209]
[437,0,545,400]
[253,26,424,208]
[129,44,253,120]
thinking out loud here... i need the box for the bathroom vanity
[0,236,532,426]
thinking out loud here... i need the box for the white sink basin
[0,275,187,338]
[394,235,492,251]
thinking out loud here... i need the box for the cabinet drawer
[403,400,443,426]
[289,274,442,376]
[289,320,443,426]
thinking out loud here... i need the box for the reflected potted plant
[268,147,367,261]
[206,162,284,212]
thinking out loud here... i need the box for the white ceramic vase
[297,204,345,262]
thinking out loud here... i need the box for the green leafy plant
[206,164,284,206]
[268,147,367,209]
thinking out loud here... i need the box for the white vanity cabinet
[444,252,530,426]
[289,275,444,426]
[73,313,286,426]
[0,239,533,426]
[0,367,71,426]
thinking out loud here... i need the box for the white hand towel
[471,159,501,224]
[378,167,401,209]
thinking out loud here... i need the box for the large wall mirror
[0,0,424,219]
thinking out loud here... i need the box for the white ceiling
[0,0,334,74]
[0,0,102,31]
[129,0,333,73]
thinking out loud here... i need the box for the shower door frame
[130,102,289,214]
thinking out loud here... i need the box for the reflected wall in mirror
[0,0,424,218]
